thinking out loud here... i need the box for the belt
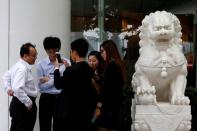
[41,93,59,98]
[13,96,36,102]
[28,96,36,102]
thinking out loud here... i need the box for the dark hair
[71,38,89,57]
[100,40,127,83]
[43,36,61,51]
[88,51,106,74]
[20,43,36,57]
[100,40,122,64]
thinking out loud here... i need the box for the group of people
[2,37,126,131]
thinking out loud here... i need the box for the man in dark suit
[53,38,97,131]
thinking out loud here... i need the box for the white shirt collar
[19,58,32,70]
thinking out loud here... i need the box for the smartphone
[56,52,63,63]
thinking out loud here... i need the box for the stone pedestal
[131,101,191,131]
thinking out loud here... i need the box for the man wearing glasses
[2,43,38,131]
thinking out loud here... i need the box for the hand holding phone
[56,52,63,63]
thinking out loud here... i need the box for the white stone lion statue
[132,11,190,105]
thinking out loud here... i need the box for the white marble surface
[132,102,191,131]
[131,11,192,131]
[132,11,189,105]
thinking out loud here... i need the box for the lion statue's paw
[136,86,156,95]
[170,96,190,105]
[135,86,157,105]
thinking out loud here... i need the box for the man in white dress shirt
[2,43,38,131]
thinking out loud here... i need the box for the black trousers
[53,92,96,131]
[53,118,94,131]
[39,93,58,131]
[10,96,37,131]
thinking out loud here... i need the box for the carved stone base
[131,100,191,131]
